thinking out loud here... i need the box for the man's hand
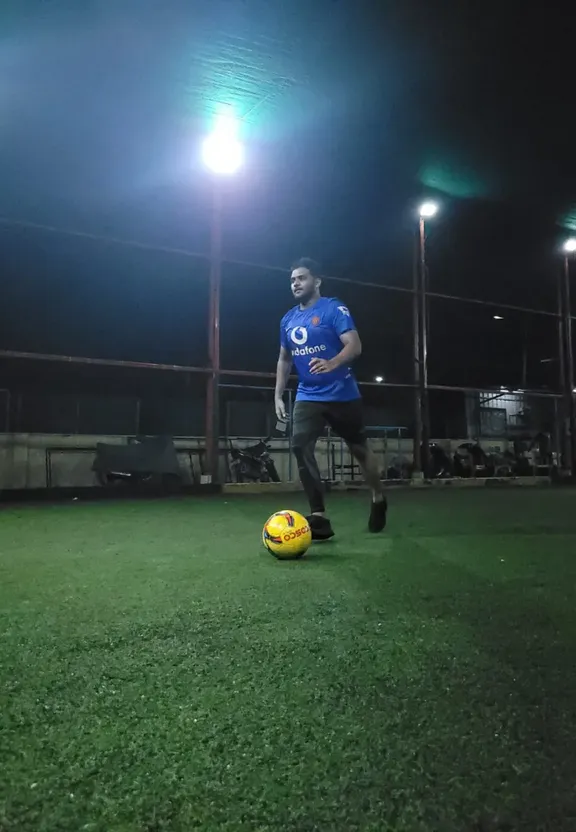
[309,357,338,375]
[275,396,287,420]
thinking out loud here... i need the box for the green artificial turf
[1,489,576,831]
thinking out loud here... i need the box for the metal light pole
[412,228,422,476]
[557,255,568,469]
[201,111,243,483]
[415,201,438,478]
[562,239,576,474]
[205,185,223,482]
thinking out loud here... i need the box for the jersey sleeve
[328,299,357,336]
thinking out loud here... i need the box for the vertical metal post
[553,396,561,470]
[135,399,141,436]
[557,264,568,469]
[558,265,567,392]
[418,216,431,476]
[225,398,231,443]
[287,389,293,482]
[563,255,575,474]
[383,428,389,481]
[412,228,423,476]
[205,185,223,482]
[521,319,528,390]
[4,390,10,433]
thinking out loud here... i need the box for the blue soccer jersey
[280,297,361,402]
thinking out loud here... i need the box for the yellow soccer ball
[262,510,312,559]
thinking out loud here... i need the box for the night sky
[1,0,574,396]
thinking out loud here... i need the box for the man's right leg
[292,401,335,540]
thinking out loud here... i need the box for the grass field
[1,489,576,831]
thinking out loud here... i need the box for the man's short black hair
[291,257,321,277]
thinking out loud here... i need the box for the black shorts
[292,399,367,446]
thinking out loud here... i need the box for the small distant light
[500,386,509,393]
[563,238,576,254]
[374,376,384,383]
[493,315,504,320]
[419,201,438,219]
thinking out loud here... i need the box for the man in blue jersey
[274,258,387,540]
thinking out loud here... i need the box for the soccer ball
[262,510,312,559]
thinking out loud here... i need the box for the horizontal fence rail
[0,349,564,398]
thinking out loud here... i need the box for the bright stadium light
[374,375,384,383]
[202,111,243,175]
[493,315,503,320]
[419,201,438,219]
[563,238,576,254]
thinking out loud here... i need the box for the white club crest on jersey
[290,326,308,345]
[337,305,350,316]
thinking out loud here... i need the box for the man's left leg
[326,400,387,533]
[349,441,387,532]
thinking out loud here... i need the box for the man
[274,258,387,540]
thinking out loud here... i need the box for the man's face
[290,268,318,303]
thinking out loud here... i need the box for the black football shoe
[368,498,388,533]
[307,514,335,541]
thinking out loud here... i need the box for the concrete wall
[0,433,516,491]
[0,434,205,490]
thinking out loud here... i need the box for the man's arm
[275,346,293,418]
[309,330,362,374]
[332,329,362,368]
